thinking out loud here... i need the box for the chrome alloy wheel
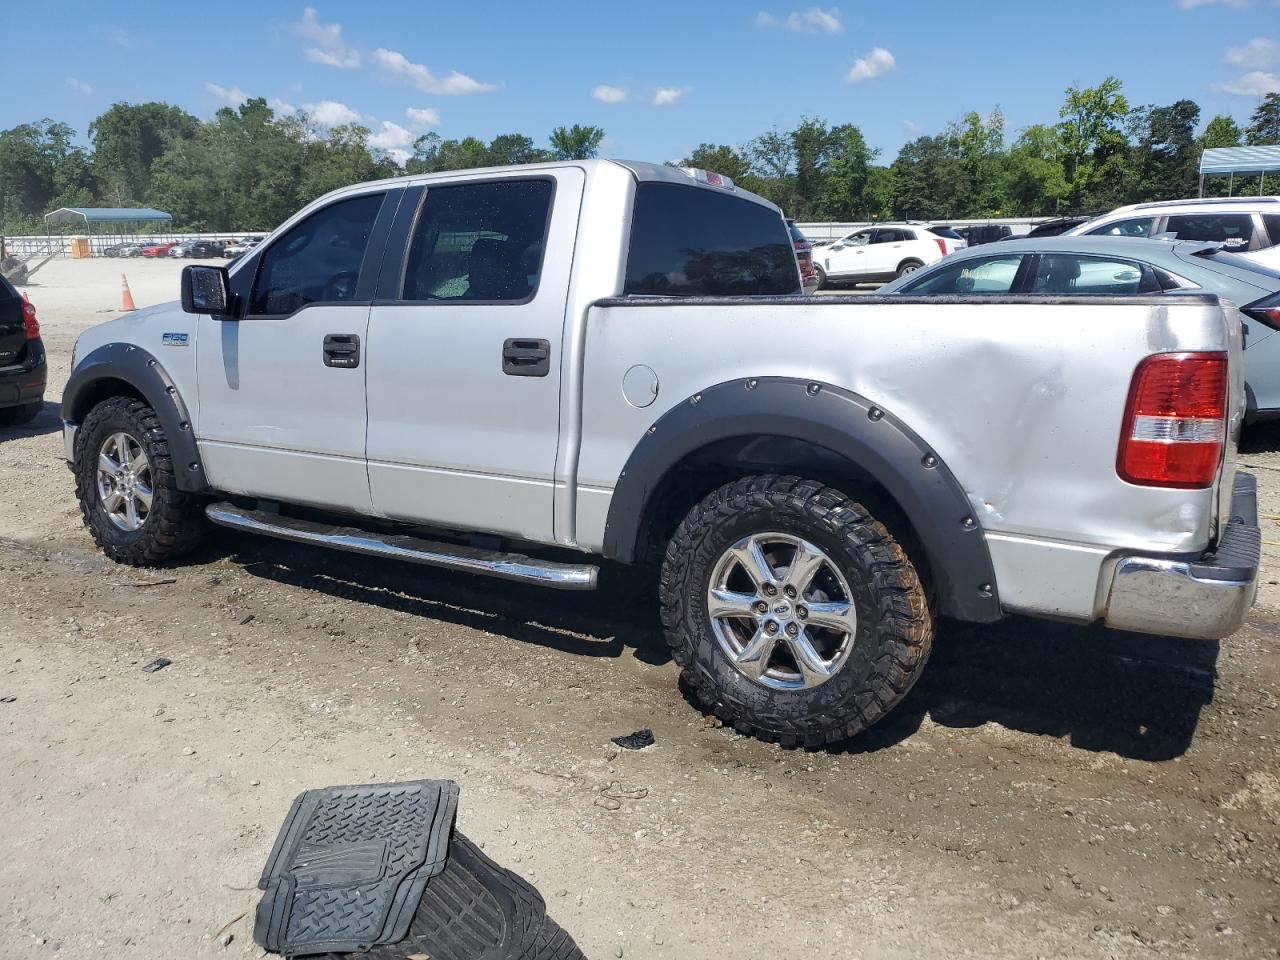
[706,533,858,691]
[96,432,153,532]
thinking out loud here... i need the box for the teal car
[882,235,1280,421]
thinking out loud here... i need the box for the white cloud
[296,7,360,68]
[206,82,250,107]
[847,47,896,83]
[902,119,921,135]
[1177,0,1248,7]
[652,86,690,106]
[372,48,496,95]
[368,120,414,151]
[65,77,94,95]
[269,98,299,116]
[384,148,412,166]
[405,106,440,128]
[592,84,628,103]
[756,7,843,33]
[1227,37,1277,68]
[1212,70,1280,95]
[304,99,363,126]
[109,27,134,48]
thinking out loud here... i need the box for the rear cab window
[625,183,799,296]
[1264,214,1280,248]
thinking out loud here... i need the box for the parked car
[948,224,1012,246]
[1019,215,1097,239]
[813,223,966,288]
[114,242,147,258]
[787,219,819,291]
[1066,197,1280,270]
[188,239,225,259]
[62,160,1258,747]
[222,236,265,258]
[169,240,199,258]
[881,234,1280,419]
[0,275,45,426]
[140,242,176,258]
[101,241,135,258]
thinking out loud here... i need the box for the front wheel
[74,396,207,565]
[660,475,934,747]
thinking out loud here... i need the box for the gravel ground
[1,257,1278,960]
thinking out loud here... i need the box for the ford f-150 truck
[62,160,1261,747]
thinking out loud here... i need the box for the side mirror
[181,264,231,316]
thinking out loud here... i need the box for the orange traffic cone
[121,274,136,312]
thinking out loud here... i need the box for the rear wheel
[660,475,934,747]
[0,402,41,426]
[896,259,924,278]
[814,264,827,291]
[74,396,206,565]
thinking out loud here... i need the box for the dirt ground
[2,257,1279,960]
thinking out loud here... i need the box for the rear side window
[901,255,1023,295]
[625,183,798,297]
[402,179,554,303]
[250,193,384,316]
[1030,254,1157,294]
[1165,213,1256,250]
[1087,217,1155,238]
[1264,214,1280,248]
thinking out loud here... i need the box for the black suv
[0,275,45,426]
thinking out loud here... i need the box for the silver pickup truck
[62,160,1261,747]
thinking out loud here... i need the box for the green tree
[487,133,547,166]
[548,124,605,160]
[90,102,198,205]
[891,134,967,220]
[951,109,1007,215]
[1246,92,1280,145]
[681,143,750,183]
[0,119,84,227]
[1003,124,1067,216]
[817,124,877,220]
[1057,76,1130,212]
[1201,114,1242,149]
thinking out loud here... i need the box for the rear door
[0,277,26,368]
[866,228,908,276]
[364,169,584,541]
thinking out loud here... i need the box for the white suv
[813,223,966,288]
[1065,197,1280,270]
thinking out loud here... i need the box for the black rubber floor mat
[342,834,585,960]
[255,779,459,956]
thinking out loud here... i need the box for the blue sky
[9,0,1280,165]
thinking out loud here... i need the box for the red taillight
[934,238,947,256]
[1118,353,1227,489]
[21,295,38,340]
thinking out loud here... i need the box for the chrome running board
[205,502,599,590]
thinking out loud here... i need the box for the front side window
[402,179,554,303]
[1030,254,1155,294]
[1165,213,1256,249]
[1088,217,1155,238]
[901,255,1023,294]
[250,193,384,316]
[625,183,798,296]
[841,230,873,247]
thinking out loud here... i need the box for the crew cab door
[194,188,399,513]
[364,169,584,541]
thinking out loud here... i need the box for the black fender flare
[61,342,210,493]
[601,377,1001,623]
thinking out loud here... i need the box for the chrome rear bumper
[1104,472,1260,640]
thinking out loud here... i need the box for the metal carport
[42,207,173,255]
[1199,146,1280,196]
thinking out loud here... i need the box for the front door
[364,168,584,543]
[195,189,397,514]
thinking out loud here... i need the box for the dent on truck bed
[602,377,1004,624]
